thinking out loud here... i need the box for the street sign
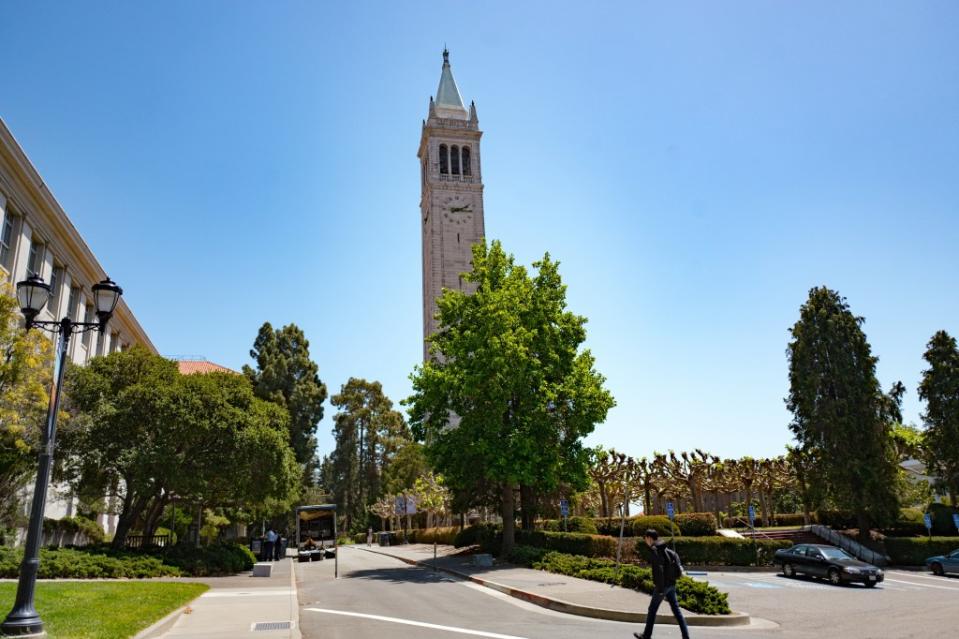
[405,496,417,515]
[666,501,675,520]
[748,504,756,527]
[923,513,933,531]
[559,499,569,518]
[953,513,959,533]
[395,496,405,516]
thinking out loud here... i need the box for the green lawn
[0,581,208,639]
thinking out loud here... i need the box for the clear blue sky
[2,2,957,461]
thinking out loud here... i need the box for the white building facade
[0,117,155,532]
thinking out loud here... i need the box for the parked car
[925,549,959,576]
[774,544,884,587]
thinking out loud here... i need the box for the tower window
[439,144,448,174]
[451,145,460,175]
[462,146,471,176]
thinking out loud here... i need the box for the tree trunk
[141,495,168,543]
[856,509,870,542]
[643,485,651,515]
[599,481,609,519]
[110,492,150,551]
[759,492,771,527]
[459,512,465,531]
[500,483,515,558]
[520,484,534,531]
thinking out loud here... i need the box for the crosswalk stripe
[304,608,529,639]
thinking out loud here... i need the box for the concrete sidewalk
[137,558,301,639]
[356,543,750,627]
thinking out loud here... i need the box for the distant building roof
[434,49,468,119]
[177,360,238,375]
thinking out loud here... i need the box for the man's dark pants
[641,585,690,639]
[263,540,274,562]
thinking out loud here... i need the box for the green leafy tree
[786,287,903,538]
[62,349,300,548]
[918,330,959,505]
[329,378,409,531]
[243,322,328,477]
[0,286,53,530]
[407,241,614,556]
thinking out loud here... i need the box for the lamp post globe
[91,277,122,330]
[15,275,51,330]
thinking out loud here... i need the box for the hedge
[454,524,499,549]
[543,517,599,534]
[410,527,459,545]
[531,551,730,615]
[0,543,256,579]
[927,504,959,536]
[635,536,791,566]
[42,516,106,544]
[884,537,959,566]
[674,513,717,536]
[630,516,676,538]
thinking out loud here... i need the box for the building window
[439,144,448,174]
[0,212,16,271]
[111,331,120,353]
[451,145,460,175]
[27,239,44,277]
[82,305,94,349]
[49,266,64,317]
[66,287,79,321]
[462,146,471,176]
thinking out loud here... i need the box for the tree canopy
[0,287,53,531]
[786,286,902,536]
[62,348,300,548]
[407,240,614,555]
[918,330,959,504]
[243,322,328,474]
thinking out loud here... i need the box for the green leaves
[407,240,615,550]
[786,287,902,532]
[918,330,959,503]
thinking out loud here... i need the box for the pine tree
[918,330,959,505]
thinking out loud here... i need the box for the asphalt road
[295,547,958,639]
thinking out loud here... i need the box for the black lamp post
[1,276,122,638]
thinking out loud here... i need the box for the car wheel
[931,563,944,576]
[864,580,877,588]
[783,563,795,577]
[828,569,842,586]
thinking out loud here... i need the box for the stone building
[418,50,486,360]
[0,116,155,532]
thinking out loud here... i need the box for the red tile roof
[177,360,238,375]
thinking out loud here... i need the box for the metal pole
[333,511,338,579]
[2,320,71,638]
[434,541,437,572]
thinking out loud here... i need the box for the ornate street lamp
[2,276,123,638]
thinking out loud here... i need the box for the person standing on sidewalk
[264,528,278,562]
[634,529,690,639]
[367,527,373,547]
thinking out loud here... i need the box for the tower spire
[434,48,467,119]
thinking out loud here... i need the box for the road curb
[132,590,206,639]
[355,546,751,627]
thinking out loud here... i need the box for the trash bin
[378,531,391,547]
[251,538,263,560]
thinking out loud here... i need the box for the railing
[125,534,172,549]
[730,516,777,541]
[805,525,889,567]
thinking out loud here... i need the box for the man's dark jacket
[649,541,679,591]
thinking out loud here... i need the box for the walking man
[634,529,690,639]
[367,527,373,547]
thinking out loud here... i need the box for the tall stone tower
[418,49,485,361]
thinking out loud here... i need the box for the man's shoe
[633,634,649,639]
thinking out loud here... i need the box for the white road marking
[304,608,529,638]
[885,570,959,583]
[884,578,959,591]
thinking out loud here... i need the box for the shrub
[543,517,598,535]
[816,510,858,529]
[634,536,790,566]
[884,537,959,566]
[411,527,459,545]
[675,513,717,536]
[882,508,927,537]
[531,551,730,615]
[722,513,815,528]
[630,516,676,538]
[591,517,633,536]
[0,547,181,579]
[153,543,256,576]
[353,532,367,544]
[453,524,499,549]
[928,504,959,536]
[42,516,106,545]
[507,545,548,566]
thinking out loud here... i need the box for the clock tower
[418,49,485,361]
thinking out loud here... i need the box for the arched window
[451,145,460,175]
[461,146,471,176]
[439,144,448,174]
